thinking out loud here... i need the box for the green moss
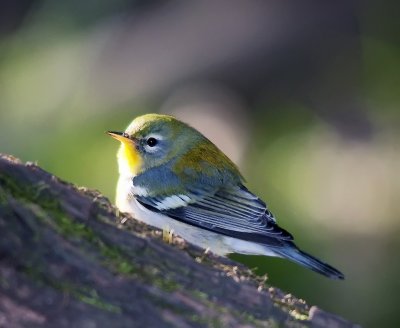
[44,214,135,276]
[0,169,183,296]
[49,213,140,276]
[0,171,136,275]
[152,276,179,292]
[0,175,25,200]
[101,245,138,275]
[190,290,209,301]
[0,186,7,204]
[72,288,121,313]
[22,264,121,313]
[56,215,95,240]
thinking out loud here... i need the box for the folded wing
[136,184,293,243]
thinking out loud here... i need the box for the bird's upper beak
[107,131,133,144]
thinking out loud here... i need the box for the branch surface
[0,154,358,328]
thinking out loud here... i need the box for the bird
[108,113,344,279]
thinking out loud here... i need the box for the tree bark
[0,154,358,328]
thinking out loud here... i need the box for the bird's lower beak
[107,131,132,144]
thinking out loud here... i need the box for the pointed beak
[107,131,133,144]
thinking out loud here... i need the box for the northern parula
[108,113,344,279]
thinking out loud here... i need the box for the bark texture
[0,154,359,328]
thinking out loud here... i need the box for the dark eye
[146,137,158,147]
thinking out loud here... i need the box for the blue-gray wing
[131,159,242,209]
[137,184,293,242]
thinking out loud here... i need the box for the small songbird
[108,113,344,279]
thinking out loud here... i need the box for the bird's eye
[146,137,158,147]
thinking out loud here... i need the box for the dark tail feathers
[274,245,345,280]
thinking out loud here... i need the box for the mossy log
[0,154,358,328]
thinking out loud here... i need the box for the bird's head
[108,114,206,177]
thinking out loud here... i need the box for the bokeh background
[0,1,399,326]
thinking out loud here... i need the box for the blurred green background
[0,1,399,327]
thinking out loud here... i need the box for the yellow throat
[117,141,143,176]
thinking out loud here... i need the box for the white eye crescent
[144,134,163,153]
